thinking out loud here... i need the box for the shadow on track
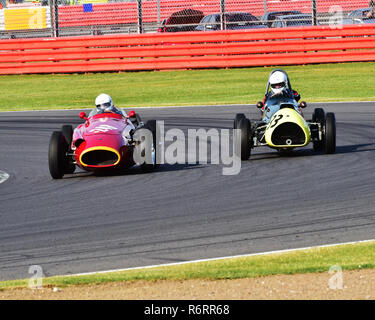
[248,143,375,161]
[62,163,204,179]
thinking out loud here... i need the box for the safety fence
[58,0,370,27]
[0,24,374,74]
[0,0,372,38]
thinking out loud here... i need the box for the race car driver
[258,70,302,120]
[263,70,301,105]
[95,93,125,116]
[94,93,136,139]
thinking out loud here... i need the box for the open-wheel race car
[48,106,159,179]
[234,69,336,160]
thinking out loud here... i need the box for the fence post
[312,0,317,25]
[220,0,225,30]
[137,0,143,34]
[264,0,267,15]
[157,0,160,24]
[50,0,59,37]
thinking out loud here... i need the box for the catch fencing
[0,0,372,38]
[0,24,375,74]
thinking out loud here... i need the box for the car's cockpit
[88,106,126,118]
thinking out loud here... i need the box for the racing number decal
[270,114,283,128]
[89,125,117,133]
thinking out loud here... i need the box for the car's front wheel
[233,113,245,129]
[61,125,75,174]
[48,131,69,179]
[236,117,252,160]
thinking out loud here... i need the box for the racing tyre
[49,131,69,179]
[324,112,336,154]
[134,120,158,173]
[62,125,73,146]
[312,108,325,152]
[233,113,245,129]
[236,117,252,160]
[130,113,142,127]
[61,125,75,174]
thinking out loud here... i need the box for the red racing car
[48,107,159,179]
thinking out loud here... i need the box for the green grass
[1,62,375,111]
[1,241,374,290]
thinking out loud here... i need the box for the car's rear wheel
[61,125,75,174]
[233,113,245,129]
[324,112,336,154]
[129,113,142,127]
[312,108,325,152]
[236,117,252,160]
[49,131,69,179]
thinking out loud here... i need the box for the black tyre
[233,113,245,129]
[324,112,336,154]
[61,125,75,174]
[48,131,69,179]
[61,125,73,146]
[236,117,251,160]
[134,120,158,173]
[130,113,142,127]
[312,108,325,123]
[312,108,325,152]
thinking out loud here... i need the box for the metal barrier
[0,24,375,74]
[0,0,373,38]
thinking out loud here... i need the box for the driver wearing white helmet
[269,71,288,95]
[94,93,136,139]
[95,93,124,116]
[260,70,301,114]
[266,70,300,101]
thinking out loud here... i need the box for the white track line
[60,239,375,278]
[0,170,9,184]
[0,101,374,114]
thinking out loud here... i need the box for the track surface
[0,103,375,281]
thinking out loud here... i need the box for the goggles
[96,102,112,109]
[271,82,286,89]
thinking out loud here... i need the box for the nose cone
[78,134,124,168]
[265,108,310,147]
[84,133,123,150]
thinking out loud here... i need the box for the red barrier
[58,0,370,27]
[0,25,375,75]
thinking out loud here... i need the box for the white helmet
[269,71,288,94]
[95,93,114,112]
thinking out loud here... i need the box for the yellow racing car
[234,69,336,160]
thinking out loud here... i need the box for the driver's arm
[263,93,270,104]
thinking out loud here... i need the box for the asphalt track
[0,103,375,281]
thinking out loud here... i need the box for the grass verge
[1,62,375,112]
[1,241,374,290]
